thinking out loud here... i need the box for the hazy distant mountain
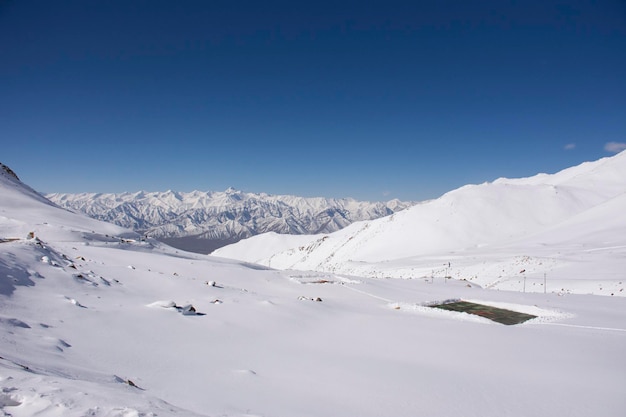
[47,188,412,253]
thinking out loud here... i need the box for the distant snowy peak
[47,188,413,250]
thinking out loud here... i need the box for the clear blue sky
[1,0,625,201]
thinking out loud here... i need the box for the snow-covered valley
[1,158,625,416]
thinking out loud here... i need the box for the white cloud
[564,143,576,150]
[604,142,626,153]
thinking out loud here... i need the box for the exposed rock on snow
[0,162,20,181]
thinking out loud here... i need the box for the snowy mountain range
[47,189,412,253]
[215,151,626,296]
[1,158,626,416]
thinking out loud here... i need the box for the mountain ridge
[214,152,626,295]
[46,189,412,253]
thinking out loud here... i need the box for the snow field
[2,155,626,416]
[2,235,626,416]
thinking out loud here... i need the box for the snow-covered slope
[215,152,626,296]
[46,188,412,253]
[1,162,626,416]
[0,163,134,242]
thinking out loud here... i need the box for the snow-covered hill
[47,188,412,253]
[215,152,626,296]
[0,163,133,242]
[1,162,626,416]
